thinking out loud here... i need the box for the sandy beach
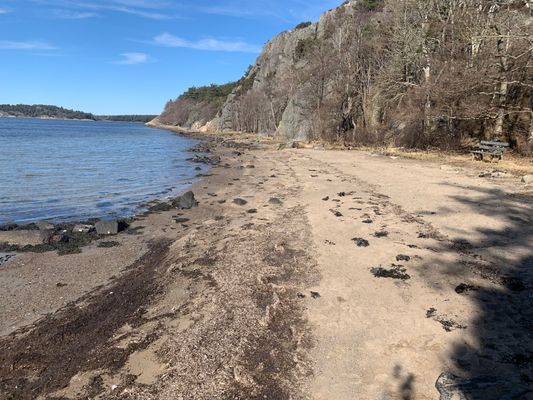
[0,131,532,399]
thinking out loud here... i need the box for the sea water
[0,118,205,224]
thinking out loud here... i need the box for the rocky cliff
[157,0,532,152]
[159,1,358,138]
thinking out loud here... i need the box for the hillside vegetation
[159,82,239,128]
[0,104,95,120]
[99,115,157,123]
[159,0,533,153]
[0,104,157,123]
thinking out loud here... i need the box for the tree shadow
[388,365,416,400]
[422,184,533,399]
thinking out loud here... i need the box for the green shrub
[295,21,312,30]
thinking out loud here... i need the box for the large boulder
[95,220,119,235]
[172,191,199,210]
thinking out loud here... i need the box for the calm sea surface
[0,118,206,224]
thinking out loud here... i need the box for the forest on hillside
[0,105,157,123]
[0,104,95,120]
[98,115,158,123]
[160,82,240,128]
[160,0,532,153]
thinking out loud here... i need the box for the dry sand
[0,133,531,399]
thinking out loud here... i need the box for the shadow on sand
[426,184,532,399]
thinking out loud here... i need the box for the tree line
[0,104,157,123]
[0,104,95,120]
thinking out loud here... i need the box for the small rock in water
[172,191,199,210]
[95,220,119,235]
[233,198,248,206]
[352,238,369,247]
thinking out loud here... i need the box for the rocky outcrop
[215,6,343,139]
[155,0,532,151]
[156,3,356,139]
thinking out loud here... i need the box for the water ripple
[0,118,206,224]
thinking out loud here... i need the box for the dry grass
[304,141,533,177]
[375,146,533,177]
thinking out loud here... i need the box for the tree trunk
[528,111,533,154]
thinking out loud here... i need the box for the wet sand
[0,132,531,399]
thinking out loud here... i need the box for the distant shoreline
[0,105,156,123]
[0,115,95,122]
[0,115,156,123]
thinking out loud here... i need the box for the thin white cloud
[108,6,170,20]
[113,52,150,65]
[33,0,175,20]
[0,8,10,14]
[153,33,261,54]
[0,40,56,50]
[54,10,98,19]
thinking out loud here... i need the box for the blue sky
[0,0,341,115]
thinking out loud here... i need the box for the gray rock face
[276,97,314,141]
[213,3,358,140]
[172,191,199,210]
[95,220,119,235]
[159,2,364,141]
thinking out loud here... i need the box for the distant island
[0,104,156,123]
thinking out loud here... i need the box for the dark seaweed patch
[371,265,410,280]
